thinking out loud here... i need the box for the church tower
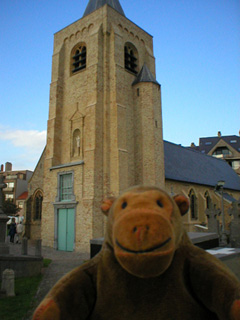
[42,0,165,252]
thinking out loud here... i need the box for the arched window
[71,44,86,74]
[124,43,138,74]
[188,189,198,220]
[204,191,211,209]
[34,191,43,220]
[26,196,33,223]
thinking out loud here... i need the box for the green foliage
[43,258,52,268]
[3,198,20,216]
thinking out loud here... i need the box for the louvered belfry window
[72,45,86,74]
[124,44,138,74]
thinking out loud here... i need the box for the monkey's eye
[157,200,163,208]
[121,202,127,209]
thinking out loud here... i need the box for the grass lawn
[0,259,52,320]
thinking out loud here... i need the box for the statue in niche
[76,135,80,155]
[73,129,81,157]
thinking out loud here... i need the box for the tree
[3,198,20,216]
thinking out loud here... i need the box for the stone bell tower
[41,0,165,252]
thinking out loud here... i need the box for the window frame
[34,190,43,220]
[124,42,138,75]
[5,194,14,200]
[71,43,87,75]
[213,147,232,156]
[188,189,198,220]
[8,182,14,188]
[232,160,240,170]
[204,191,211,210]
[56,171,75,203]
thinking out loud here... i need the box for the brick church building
[26,0,240,252]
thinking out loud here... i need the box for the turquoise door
[57,208,75,251]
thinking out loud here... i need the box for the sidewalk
[8,241,89,319]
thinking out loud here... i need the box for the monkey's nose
[132,225,150,243]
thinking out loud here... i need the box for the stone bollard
[21,237,28,255]
[35,239,42,257]
[1,269,15,297]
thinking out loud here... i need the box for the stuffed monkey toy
[33,186,240,320]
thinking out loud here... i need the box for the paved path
[8,241,89,319]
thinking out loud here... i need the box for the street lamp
[216,180,227,246]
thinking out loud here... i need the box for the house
[0,162,33,210]
[190,131,240,176]
[16,191,28,219]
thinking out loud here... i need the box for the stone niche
[70,108,85,160]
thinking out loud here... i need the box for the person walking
[9,218,17,243]
[16,221,24,244]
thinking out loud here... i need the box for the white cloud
[0,128,47,171]
[0,129,46,151]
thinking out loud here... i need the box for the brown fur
[33,186,240,320]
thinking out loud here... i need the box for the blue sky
[0,0,239,171]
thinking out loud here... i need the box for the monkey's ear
[173,195,189,216]
[101,197,116,216]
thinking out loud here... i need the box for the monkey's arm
[32,261,97,320]
[187,246,240,320]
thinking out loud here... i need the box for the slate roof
[199,135,240,154]
[215,191,237,203]
[83,0,125,17]
[164,141,240,191]
[132,64,160,86]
